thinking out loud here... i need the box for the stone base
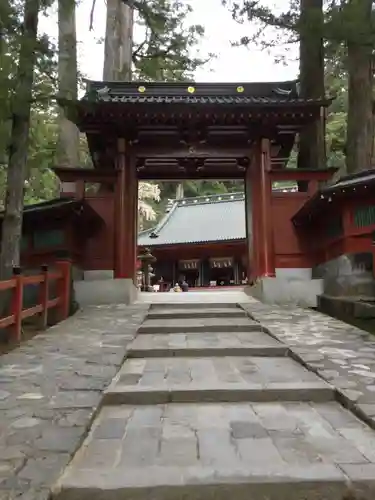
[318,294,375,321]
[313,252,375,297]
[248,276,323,307]
[74,278,139,307]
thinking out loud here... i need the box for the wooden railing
[0,260,71,342]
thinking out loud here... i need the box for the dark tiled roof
[84,80,331,107]
[0,198,103,230]
[292,169,375,225]
[138,192,247,247]
[0,198,78,219]
[328,169,375,190]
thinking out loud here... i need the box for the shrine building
[138,192,248,289]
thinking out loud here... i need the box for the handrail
[0,261,71,342]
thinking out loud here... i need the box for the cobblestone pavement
[0,303,149,500]
[241,301,375,428]
[54,299,375,500]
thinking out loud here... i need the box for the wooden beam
[130,145,252,159]
[269,167,338,181]
[137,171,245,180]
[53,167,117,182]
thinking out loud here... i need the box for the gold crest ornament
[187,86,195,93]
[138,86,146,93]
[236,86,244,93]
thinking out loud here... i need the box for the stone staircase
[52,302,375,500]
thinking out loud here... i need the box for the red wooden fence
[0,260,71,342]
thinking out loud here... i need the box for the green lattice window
[326,215,343,239]
[33,229,65,249]
[354,205,375,228]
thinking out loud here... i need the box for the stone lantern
[138,247,156,291]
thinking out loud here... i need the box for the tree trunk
[103,0,133,81]
[345,0,374,174]
[297,0,325,178]
[57,0,79,166]
[0,0,40,278]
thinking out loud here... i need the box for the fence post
[11,266,23,342]
[39,264,49,330]
[56,260,71,320]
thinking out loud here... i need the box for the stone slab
[138,317,263,334]
[240,301,375,427]
[127,331,287,358]
[150,302,240,309]
[52,401,375,500]
[147,307,247,319]
[104,356,333,404]
[140,290,252,305]
[0,304,149,499]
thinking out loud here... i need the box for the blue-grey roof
[138,193,246,247]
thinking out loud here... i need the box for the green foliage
[222,0,374,173]
[132,0,212,81]
[0,0,58,209]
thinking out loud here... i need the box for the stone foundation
[313,252,375,297]
[247,268,323,307]
[74,275,139,306]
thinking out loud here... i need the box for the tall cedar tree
[224,0,375,175]
[345,0,374,173]
[297,0,325,173]
[0,0,41,278]
[104,0,133,80]
[57,0,80,166]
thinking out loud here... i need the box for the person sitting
[181,280,189,292]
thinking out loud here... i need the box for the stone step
[150,302,241,310]
[146,308,247,320]
[127,331,287,358]
[103,356,334,405]
[53,402,374,500]
[138,317,262,334]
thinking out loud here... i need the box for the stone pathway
[52,300,375,500]
[242,301,375,427]
[0,304,148,500]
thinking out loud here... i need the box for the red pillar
[115,139,137,281]
[249,139,275,279]
[245,165,259,282]
[259,138,275,277]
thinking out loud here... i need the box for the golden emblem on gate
[187,86,195,93]
[237,85,244,93]
[138,85,146,93]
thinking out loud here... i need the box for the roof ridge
[177,192,245,206]
[148,200,179,238]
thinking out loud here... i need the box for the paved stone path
[242,301,375,428]
[52,299,375,500]
[0,304,148,500]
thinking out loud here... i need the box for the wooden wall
[83,195,115,271]
[271,192,313,269]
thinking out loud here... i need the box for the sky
[39,0,299,83]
